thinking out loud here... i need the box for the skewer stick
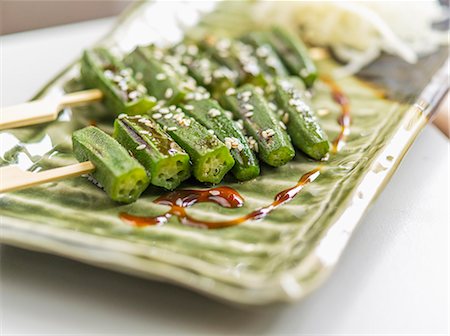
[0,161,95,193]
[0,89,103,130]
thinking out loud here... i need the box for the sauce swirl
[321,76,351,152]
[120,168,320,229]
[120,77,349,229]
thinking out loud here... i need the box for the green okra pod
[274,78,329,160]
[149,106,235,184]
[240,32,288,79]
[80,48,156,115]
[72,126,150,203]
[183,99,260,181]
[124,46,187,105]
[221,84,295,167]
[268,26,317,88]
[113,115,191,190]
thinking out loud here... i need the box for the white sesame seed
[139,130,150,135]
[152,113,162,119]
[279,121,287,130]
[209,190,220,196]
[136,144,146,150]
[207,129,215,135]
[245,111,254,118]
[254,87,264,95]
[268,102,277,111]
[167,126,178,131]
[148,96,157,102]
[118,113,127,120]
[164,113,173,119]
[184,104,194,111]
[104,70,114,79]
[138,118,148,123]
[156,73,167,81]
[159,107,170,114]
[208,108,221,118]
[169,105,177,111]
[225,88,236,96]
[165,88,173,99]
[244,104,254,111]
[225,111,233,119]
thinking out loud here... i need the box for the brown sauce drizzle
[321,76,351,153]
[120,77,349,229]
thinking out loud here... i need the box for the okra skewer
[80,48,156,115]
[221,84,295,167]
[149,106,235,184]
[268,26,318,88]
[113,115,191,190]
[172,43,237,99]
[183,99,260,181]
[124,45,194,105]
[274,78,330,160]
[72,126,150,203]
[199,37,267,87]
[240,32,288,79]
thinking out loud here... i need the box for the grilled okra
[199,37,267,87]
[124,45,191,105]
[183,99,260,181]
[113,115,191,190]
[274,78,329,159]
[80,48,156,115]
[240,32,288,78]
[72,126,150,203]
[221,84,295,167]
[149,106,235,184]
[268,26,317,88]
[172,43,236,99]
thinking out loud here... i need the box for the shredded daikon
[253,1,448,76]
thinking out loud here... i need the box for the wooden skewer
[0,89,103,130]
[0,161,95,193]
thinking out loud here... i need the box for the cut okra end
[305,141,330,160]
[111,167,150,203]
[153,154,191,190]
[265,146,296,167]
[194,146,235,184]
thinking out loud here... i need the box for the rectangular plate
[1,1,448,305]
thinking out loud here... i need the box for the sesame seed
[245,111,254,118]
[156,73,167,81]
[209,190,220,196]
[268,102,277,111]
[149,96,157,102]
[279,121,287,130]
[138,118,148,123]
[136,144,146,150]
[244,104,254,111]
[159,107,170,114]
[207,129,215,135]
[208,108,221,118]
[164,113,173,119]
[225,88,236,96]
[118,113,127,120]
[282,113,289,124]
[104,70,114,79]
[169,105,177,111]
[152,113,162,119]
[254,87,264,95]
[225,111,233,119]
[167,126,177,131]
[165,88,173,99]
[184,104,194,111]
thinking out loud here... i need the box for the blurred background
[1,0,131,35]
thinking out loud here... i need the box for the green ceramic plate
[1,1,448,305]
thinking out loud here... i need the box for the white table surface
[1,18,449,336]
